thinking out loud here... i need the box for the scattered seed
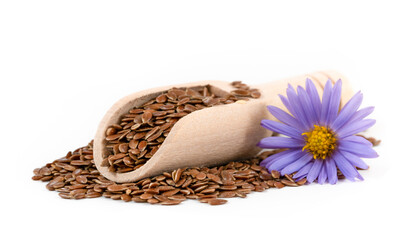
[33,135,379,206]
[208,199,227,205]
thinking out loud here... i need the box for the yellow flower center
[302,125,337,160]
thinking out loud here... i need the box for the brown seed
[130,123,142,130]
[166,91,177,100]
[129,108,144,114]
[145,126,160,140]
[207,199,227,205]
[194,185,209,193]
[160,200,182,205]
[147,198,159,204]
[108,153,126,161]
[160,122,173,131]
[106,133,122,141]
[231,89,250,96]
[158,186,176,192]
[140,193,154,200]
[107,185,128,192]
[132,197,147,203]
[168,194,187,201]
[296,178,307,185]
[183,104,197,112]
[200,188,216,194]
[86,192,102,198]
[156,94,167,103]
[281,179,298,187]
[284,174,295,183]
[68,184,86,190]
[172,168,185,183]
[118,143,129,153]
[128,140,139,149]
[221,171,233,181]
[76,175,88,184]
[196,172,206,180]
[137,141,147,152]
[160,104,175,110]
[177,97,190,105]
[271,170,281,179]
[207,173,222,184]
[133,132,146,140]
[155,175,166,181]
[106,127,117,136]
[241,183,255,190]
[142,111,153,123]
[218,191,236,198]
[121,194,132,202]
[58,192,71,199]
[254,186,265,192]
[181,177,193,188]
[260,173,273,180]
[220,185,237,191]
[152,111,167,117]
[123,157,134,166]
[162,189,180,197]
[146,129,163,143]
[274,182,285,189]
[250,91,261,98]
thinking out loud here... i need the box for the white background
[1,1,414,240]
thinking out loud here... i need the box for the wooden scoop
[94,71,353,183]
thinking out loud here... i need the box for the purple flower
[257,79,378,184]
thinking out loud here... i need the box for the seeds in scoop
[156,94,167,103]
[137,141,147,152]
[141,111,152,123]
[102,83,260,173]
[196,172,206,180]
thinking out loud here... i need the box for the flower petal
[293,161,313,179]
[332,151,359,181]
[260,149,295,167]
[279,94,295,117]
[280,152,313,176]
[349,106,375,123]
[257,136,304,149]
[306,78,322,120]
[341,135,372,146]
[286,86,312,129]
[297,86,319,125]
[326,80,342,125]
[336,119,376,138]
[331,91,363,131]
[338,140,378,158]
[267,149,306,171]
[307,160,323,183]
[317,164,328,184]
[320,80,333,125]
[325,158,338,184]
[260,119,304,140]
[266,105,304,131]
[339,150,369,170]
